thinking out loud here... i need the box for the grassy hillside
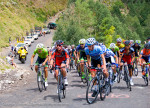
[0,0,67,48]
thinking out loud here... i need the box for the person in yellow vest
[116,38,125,49]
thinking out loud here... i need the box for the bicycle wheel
[82,65,88,84]
[99,78,106,101]
[124,66,131,91]
[86,77,99,104]
[144,74,149,86]
[62,83,66,98]
[58,75,63,102]
[37,72,43,92]
[42,76,47,91]
[134,62,138,76]
[117,68,121,83]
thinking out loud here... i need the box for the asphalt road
[0,31,150,108]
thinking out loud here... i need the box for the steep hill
[0,0,67,48]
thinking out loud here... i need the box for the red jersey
[51,49,69,66]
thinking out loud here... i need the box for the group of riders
[30,37,150,93]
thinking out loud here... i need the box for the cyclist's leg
[80,58,85,78]
[35,57,40,72]
[61,61,67,78]
[44,62,48,80]
[90,59,97,78]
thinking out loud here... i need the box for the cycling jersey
[131,44,141,57]
[140,48,150,57]
[71,48,76,57]
[33,48,48,58]
[76,45,87,59]
[116,43,124,49]
[100,45,107,54]
[108,46,119,53]
[105,49,115,58]
[120,47,135,64]
[51,49,69,66]
[85,45,103,60]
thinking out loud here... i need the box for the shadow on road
[44,95,58,102]
[112,86,129,91]
[26,88,39,92]
[48,82,57,85]
[71,84,86,88]
[71,80,81,83]
[134,83,146,87]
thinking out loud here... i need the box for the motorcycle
[17,48,28,64]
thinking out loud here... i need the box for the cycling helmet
[144,43,150,49]
[130,40,134,43]
[147,37,150,40]
[68,45,71,49]
[86,38,96,46]
[36,43,44,49]
[71,45,75,47]
[117,38,122,42]
[56,40,64,45]
[109,43,116,49]
[124,40,130,45]
[135,40,141,44]
[79,39,86,44]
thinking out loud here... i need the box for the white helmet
[86,38,96,46]
[130,40,134,43]
[79,39,86,44]
[36,43,44,49]
[68,45,71,49]
[117,38,122,42]
[109,43,116,49]
[71,44,75,47]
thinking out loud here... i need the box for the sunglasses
[80,44,84,45]
[125,45,130,46]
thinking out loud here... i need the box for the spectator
[6,53,16,68]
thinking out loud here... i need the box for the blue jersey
[85,45,103,60]
[105,49,115,58]
[100,45,107,54]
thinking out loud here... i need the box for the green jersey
[33,48,48,58]
[109,46,119,53]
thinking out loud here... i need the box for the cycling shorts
[55,60,66,70]
[121,55,132,65]
[105,56,115,64]
[91,58,102,68]
[35,57,48,67]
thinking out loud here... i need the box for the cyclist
[116,38,125,49]
[139,43,150,77]
[85,38,108,96]
[119,40,135,85]
[70,45,76,69]
[104,48,118,82]
[130,40,134,46]
[131,40,141,64]
[76,39,87,79]
[30,43,49,87]
[147,37,150,43]
[109,43,120,58]
[49,40,69,87]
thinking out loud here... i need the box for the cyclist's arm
[119,53,123,65]
[114,55,118,64]
[74,50,77,57]
[131,52,135,63]
[77,51,80,61]
[30,54,35,65]
[50,52,55,66]
[101,54,106,70]
[139,54,142,65]
[65,52,69,66]
[86,55,91,67]
[43,55,49,65]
